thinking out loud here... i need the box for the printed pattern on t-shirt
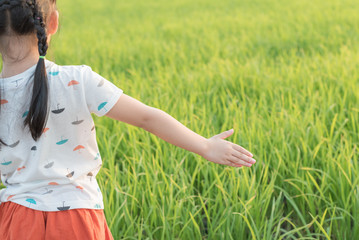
[0,60,123,211]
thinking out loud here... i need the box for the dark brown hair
[0,0,56,146]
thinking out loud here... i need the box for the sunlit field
[1,0,358,239]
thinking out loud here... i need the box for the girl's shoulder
[46,61,104,89]
[46,60,94,77]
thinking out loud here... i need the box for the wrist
[199,138,211,159]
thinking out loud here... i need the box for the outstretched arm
[105,94,256,168]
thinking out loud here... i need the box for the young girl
[0,0,256,239]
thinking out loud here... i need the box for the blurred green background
[3,0,359,239]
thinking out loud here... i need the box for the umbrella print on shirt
[91,125,95,131]
[57,201,70,211]
[42,128,50,137]
[66,168,74,178]
[94,152,100,160]
[8,140,20,148]
[97,78,105,87]
[42,188,53,195]
[94,204,101,209]
[98,102,108,112]
[5,123,20,148]
[17,166,25,173]
[0,99,15,114]
[76,185,84,193]
[22,110,29,118]
[1,159,12,165]
[5,179,15,186]
[11,78,23,87]
[26,198,36,207]
[31,146,37,157]
[48,182,59,186]
[52,103,65,114]
[68,80,79,88]
[73,145,85,153]
[72,116,84,125]
[87,172,93,181]
[49,71,59,76]
[44,159,54,169]
[56,136,69,145]
[7,195,15,200]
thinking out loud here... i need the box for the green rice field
[2,0,359,239]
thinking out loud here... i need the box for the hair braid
[0,0,21,12]
[0,0,55,143]
[32,2,48,56]
[22,0,50,141]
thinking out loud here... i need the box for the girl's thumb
[217,129,234,139]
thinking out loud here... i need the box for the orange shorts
[0,201,114,240]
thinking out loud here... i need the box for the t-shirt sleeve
[81,66,123,117]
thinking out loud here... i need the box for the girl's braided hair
[0,0,56,147]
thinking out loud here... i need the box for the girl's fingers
[216,129,234,139]
[232,144,253,157]
[227,156,252,167]
[229,162,243,168]
[232,151,256,164]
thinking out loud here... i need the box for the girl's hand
[105,95,255,167]
[202,129,255,168]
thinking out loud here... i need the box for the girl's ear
[47,10,59,36]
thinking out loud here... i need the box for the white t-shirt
[0,60,123,212]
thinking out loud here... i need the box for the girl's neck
[1,54,39,79]
[0,35,40,79]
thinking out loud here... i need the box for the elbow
[139,106,160,131]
